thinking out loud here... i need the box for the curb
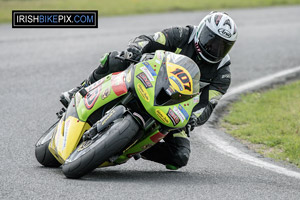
[197,65,300,179]
[211,65,300,125]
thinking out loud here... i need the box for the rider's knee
[173,147,190,167]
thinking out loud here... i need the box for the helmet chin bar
[194,42,220,64]
[199,51,220,64]
[194,23,220,64]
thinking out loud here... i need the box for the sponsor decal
[155,109,170,124]
[193,95,200,104]
[221,74,231,79]
[156,51,164,60]
[137,83,150,102]
[218,28,231,38]
[178,104,189,120]
[101,109,115,125]
[83,78,105,109]
[150,132,165,143]
[62,119,71,149]
[143,62,157,76]
[170,76,183,91]
[140,66,154,82]
[167,108,180,126]
[155,59,161,64]
[173,106,185,122]
[101,87,110,100]
[84,87,100,110]
[86,78,104,92]
[111,72,127,96]
[136,72,153,89]
[165,86,175,96]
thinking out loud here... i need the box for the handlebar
[115,55,139,64]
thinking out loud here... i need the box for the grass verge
[1,0,300,23]
[222,80,300,167]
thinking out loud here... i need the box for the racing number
[171,68,191,91]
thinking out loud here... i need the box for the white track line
[224,65,300,99]
[197,66,300,179]
[199,126,300,179]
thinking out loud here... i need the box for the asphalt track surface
[1,5,300,200]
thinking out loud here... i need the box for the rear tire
[62,114,139,179]
[35,121,61,167]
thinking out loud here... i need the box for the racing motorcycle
[35,50,200,179]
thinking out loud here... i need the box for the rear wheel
[35,121,61,167]
[62,114,140,179]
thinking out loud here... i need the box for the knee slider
[173,147,190,167]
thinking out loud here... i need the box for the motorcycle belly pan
[49,116,91,164]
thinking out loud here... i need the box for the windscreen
[155,52,200,106]
[166,52,200,95]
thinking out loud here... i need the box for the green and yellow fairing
[48,71,131,163]
[134,50,200,128]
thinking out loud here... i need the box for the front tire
[35,121,61,167]
[62,114,140,179]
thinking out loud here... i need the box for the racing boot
[59,80,90,108]
[88,51,128,83]
[59,53,111,108]
[141,130,190,169]
[59,51,127,107]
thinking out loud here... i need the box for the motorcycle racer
[60,11,238,170]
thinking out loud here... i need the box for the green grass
[1,0,300,23]
[222,81,300,167]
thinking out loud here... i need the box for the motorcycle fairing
[98,129,166,167]
[134,51,200,128]
[76,70,131,122]
[49,68,133,163]
[48,99,91,163]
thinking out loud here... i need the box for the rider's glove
[186,114,198,136]
[125,45,142,61]
[185,97,220,135]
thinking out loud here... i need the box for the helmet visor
[199,25,234,62]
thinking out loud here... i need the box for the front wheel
[62,114,140,179]
[35,120,61,167]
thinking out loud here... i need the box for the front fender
[96,105,127,133]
